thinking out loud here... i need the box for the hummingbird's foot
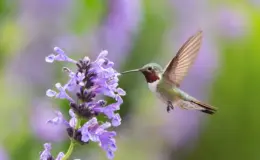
[167,101,174,113]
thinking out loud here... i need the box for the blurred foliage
[187,7,260,160]
[71,0,105,33]
[119,2,168,117]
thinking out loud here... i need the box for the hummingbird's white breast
[148,79,169,104]
[148,80,159,93]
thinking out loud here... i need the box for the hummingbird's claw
[167,101,174,113]
[167,106,170,113]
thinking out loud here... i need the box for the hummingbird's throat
[142,71,160,83]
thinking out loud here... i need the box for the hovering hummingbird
[121,30,217,114]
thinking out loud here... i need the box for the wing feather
[162,30,203,87]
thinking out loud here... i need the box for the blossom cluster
[40,47,125,160]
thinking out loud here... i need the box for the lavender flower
[40,47,125,160]
[40,143,64,160]
[45,47,77,63]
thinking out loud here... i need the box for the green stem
[62,118,82,160]
[62,140,75,160]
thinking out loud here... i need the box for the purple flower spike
[55,83,68,98]
[81,117,99,142]
[103,103,120,119]
[45,54,56,63]
[46,89,57,97]
[64,70,85,91]
[81,120,118,159]
[47,111,69,127]
[99,131,117,160]
[43,48,125,159]
[55,152,65,160]
[46,83,75,103]
[116,88,126,96]
[40,143,52,160]
[97,50,109,60]
[69,109,77,128]
[45,47,77,63]
[115,95,123,104]
[54,47,65,55]
[40,143,65,160]
[111,113,121,127]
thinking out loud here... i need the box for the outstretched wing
[162,30,203,87]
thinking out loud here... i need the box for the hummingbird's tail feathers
[190,100,217,115]
[174,99,217,114]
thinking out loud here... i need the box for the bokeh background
[1,0,260,160]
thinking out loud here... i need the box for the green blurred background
[1,0,260,160]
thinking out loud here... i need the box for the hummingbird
[121,30,217,114]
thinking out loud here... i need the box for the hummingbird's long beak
[120,68,141,74]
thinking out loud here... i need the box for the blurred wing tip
[194,30,203,44]
[196,30,203,36]
[198,29,203,33]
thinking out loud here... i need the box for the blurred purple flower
[49,0,142,68]
[31,101,66,142]
[163,0,219,156]
[21,0,71,20]
[216,6,247,38]
[10,0,71,88]
[96,0,142,65]
[43,47,125,159]
[0,146,9,160]
[8,2,72,145]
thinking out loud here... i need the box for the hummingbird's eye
[147,67,152,71]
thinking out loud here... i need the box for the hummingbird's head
[140,63,163,83]
[121,63,163,83]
